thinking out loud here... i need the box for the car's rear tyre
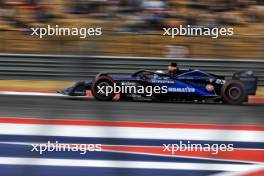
[221,80,247,105]
[91,76,116,101]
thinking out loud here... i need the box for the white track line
[0,157,262,171]
[0,91,262,103]
[208,165,264,176]
[0,91,63,97]
[0,123,263,142]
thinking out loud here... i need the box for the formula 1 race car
[59,68,258,105]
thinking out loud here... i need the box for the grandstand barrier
[0,54,263,85]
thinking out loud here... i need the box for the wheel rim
[228,86,241,100]
[97,82,111,96]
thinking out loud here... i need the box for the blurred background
[0,2,263,175]
[0,0,263,58]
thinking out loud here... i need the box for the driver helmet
[168,62,178,74]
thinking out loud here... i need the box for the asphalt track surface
[0,95,263,125]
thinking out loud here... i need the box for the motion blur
[0,0,263,58]
[0,1,263,176]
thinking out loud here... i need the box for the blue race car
[59,68,257,105]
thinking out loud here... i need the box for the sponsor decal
[121,81,137,86]
[151,80,174,84]
[168,87,195,93]
[206,84,214,92]
[216,79,226,84]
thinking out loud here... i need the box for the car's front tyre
[91,76,116,101]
